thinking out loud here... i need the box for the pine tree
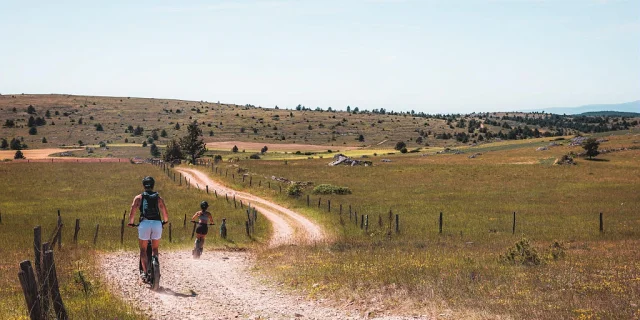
[179,121,206,164]
[150,143,161,157]
[163,139,183,162]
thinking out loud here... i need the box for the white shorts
[138,220,162,240]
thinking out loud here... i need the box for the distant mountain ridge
[521,100,640,115]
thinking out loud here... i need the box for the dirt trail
[100,167,414,319]
[176,167,325,246]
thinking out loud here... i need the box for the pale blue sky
[1,0,638,113]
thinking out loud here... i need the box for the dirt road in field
[176,167,325,246]
[100,168,414,319]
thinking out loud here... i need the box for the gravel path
[100,167,426,319]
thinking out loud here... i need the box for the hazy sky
[1,0,638,114]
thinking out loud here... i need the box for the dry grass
[0,162,266,319]
[209,133,640,319]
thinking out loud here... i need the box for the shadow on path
[158,287,198,298]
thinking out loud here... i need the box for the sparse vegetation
[311,184,352,195]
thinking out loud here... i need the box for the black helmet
[200,201,209,210]
[142,176,155,189]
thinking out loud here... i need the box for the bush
[500,238,541,266]
[312,184,352,195]
[249,154,261,159]
[14,150,25,159]
[546,241,566,261]
[395,141,406,150]
[287,184,302,197]
[400,147,408,153]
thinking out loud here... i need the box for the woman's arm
[190,211,200,222]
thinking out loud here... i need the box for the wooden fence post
[395,214,400,234]
[43,250,68,320]
[268,181,271,188]
[120,218,125,244]
[512,212,516,235]
[360,214,364,229]
[206,185,209,194]
[179,173,182,186]
[365,215,369,232]
[234,195,237,208]
[220,219,227,239]
[56,210,62,250]
[279,185,282,193]
[33,226,42,281]
[18,260,42,320]
[214,190,218,198]
[183,214,187,228]
[226,193,229,202]
[93,224,99,245]
[318,197,321,208]
[245,221,250,237]
[242,175,245,182]
[328,200,331,212]
[73,219,80,244]
[307,195,310,207]
[599,212,604,233]
[340,204,343,215]
[439,212,443,234]
[169,223,172,243]
[240,200,243,208]
[259,180,261,187]
[40,243,51,316]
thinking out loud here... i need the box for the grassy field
[0,162,267,319]
[3,94,637,158]
[201,133,640,319]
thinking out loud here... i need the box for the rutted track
[175,167,326,246]
[100,168,413,319]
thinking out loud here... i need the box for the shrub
[42,137,47,143]
[14,150,25,159]
[312,184,352,195]
[395,141,406,150]
[28,127,37,135]
[400,147,408,153]
[546,241,566,261]
[500,238,541,266]
[10,138,22,150]
[286,183,302,197]
[249,154,261,159]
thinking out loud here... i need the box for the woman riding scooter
[191,201,214,257]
